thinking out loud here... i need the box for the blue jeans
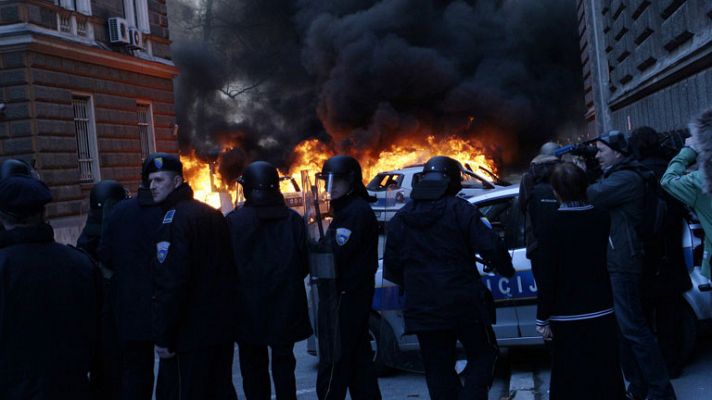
[609,272,676,399]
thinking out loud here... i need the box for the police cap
[0,175,52,218]
[141,153,183,185]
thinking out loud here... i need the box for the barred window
[137,103,155,159]
[73,97,100,183]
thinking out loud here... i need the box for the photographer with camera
[587,131,676,400]
[661,108,712,283]
[629,127,692,378]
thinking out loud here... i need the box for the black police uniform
[384,157,514,400]
[152,183,237,400]
[100,188,175,400]
[315,191,382,400]
[0,176,100,400]
[227,161,312,400]
[77,180,127,400]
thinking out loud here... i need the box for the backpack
[621,164,667,244]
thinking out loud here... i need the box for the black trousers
[416,321,499,400]
[119,341,176,400]
[239,342,297,400]
[164,343,237,400]
[90,285,121,400]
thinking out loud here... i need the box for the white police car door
[476,195,538,342]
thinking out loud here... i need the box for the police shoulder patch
[156,241,171,264]
[163,209,176,224]
[335,228,352,246]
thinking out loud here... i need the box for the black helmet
[90,180,128,210]
[141,153,183,186]
[320,155,372,201]
[1,159,33,179]
[596,130,631,155]
[411,156,463,200]
[239,161,280,192]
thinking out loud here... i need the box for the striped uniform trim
[537,308,614,326]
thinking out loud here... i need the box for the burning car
[366,164,508,223]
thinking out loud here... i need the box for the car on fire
[366,164,509,223]
[307,185,712,375]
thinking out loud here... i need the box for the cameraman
[629,127,691,378]
[587,131,676,400]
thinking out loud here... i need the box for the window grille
[76,19,87,36]
[137,103,154,159]
[59,14,72,33]
[73,97,98,183]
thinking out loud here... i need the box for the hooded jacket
[587,157,645,273]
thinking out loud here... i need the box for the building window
[59,13,72,33]
[58,0,92,16]
[124,0,150,33]
[137,103,155,159]
[72,96,100,183]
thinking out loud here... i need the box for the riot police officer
[0,175,99,400]
[77,180,127,400]
[315,155,382,400]
[384,156,514,400]
[99,156,173,400]
[147,153,237,400]
[0,158,36,179]
[227,161,312,400]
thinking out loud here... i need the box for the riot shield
[304,171,341,363]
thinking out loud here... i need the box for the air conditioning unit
[108,17,129,44]
[128,28,144,50]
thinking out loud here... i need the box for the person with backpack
[629,127,692,377]
[587,130,676,400]
[661,108,712,283]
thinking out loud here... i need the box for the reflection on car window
[367,173,404,191]
[478,196,526,250]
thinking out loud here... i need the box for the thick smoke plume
[170,0,584,178]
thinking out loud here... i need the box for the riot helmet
[411,156,463,200]
[1,159,33,179]
[318,155,371,201]
[238,161,284,207]
[89,180,128,210]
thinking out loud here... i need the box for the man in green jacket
[661,108,712,280]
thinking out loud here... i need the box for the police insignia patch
[335,228,352,246]
[157,241,170,264]
[154,157,164,169]
[480,217,493,230]
[163,209,176,224]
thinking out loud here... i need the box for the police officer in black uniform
[227,161,312,400]
[147,153,237,400]
[77,180,128,400]
[0,175,100,400]
[315,155,382,400]
[99,157,172,400]
[384,156,515,400]
[0,158,35,179]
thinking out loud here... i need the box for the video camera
[554,140,602,181]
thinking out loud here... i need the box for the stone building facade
[0,0,178,242]
[577,0,712,136]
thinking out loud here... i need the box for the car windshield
[367,173,404,191]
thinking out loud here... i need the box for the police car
[317,185,711,375]
[367,165,506,223]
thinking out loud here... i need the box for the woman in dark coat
[535,162,625,400]
[227,161,312,400]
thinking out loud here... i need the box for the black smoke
[171,0,584,173]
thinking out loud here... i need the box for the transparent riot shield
[304,171,341,364]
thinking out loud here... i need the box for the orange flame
[180,152,233,210]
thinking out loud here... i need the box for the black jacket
[0,224,99,400]
[152,184,237,352]
[226,204,312,346]
[535,206,614,325]
[99,189,163,342]
[587,158,645,273]
[384,196,514,332]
